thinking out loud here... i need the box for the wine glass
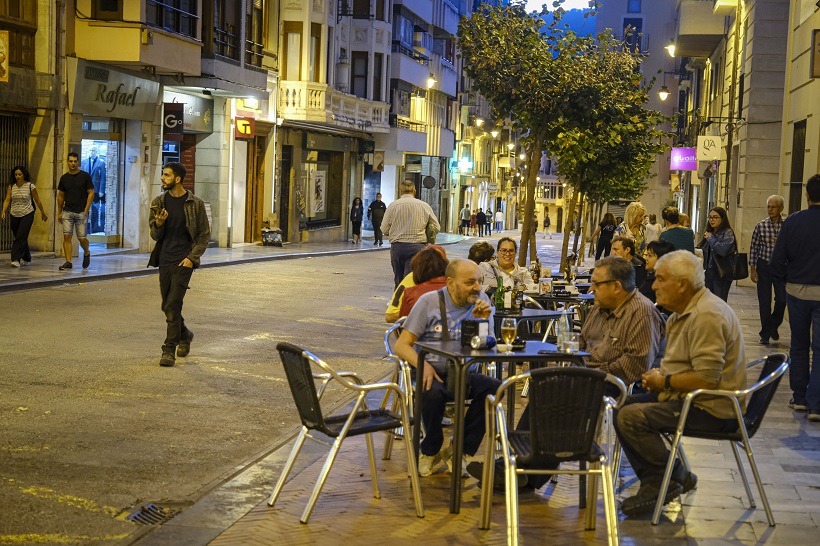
[500,318,517,356]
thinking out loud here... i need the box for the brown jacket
[147,191,210,268]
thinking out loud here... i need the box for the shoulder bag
[714,240,749,281]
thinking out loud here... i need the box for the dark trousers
[786,295,820,410]
[478,223,485,237]
[705,267,732,301]
[90,201,105,233]
[756,259,787,340]
[595,238,612,261]
[10,211,34,262]
[372,219,383,244]
[615,392,737,483]
[390,242,425,287]
[420,371,500,457]
[486,222,492,235]
[159,265,194,354]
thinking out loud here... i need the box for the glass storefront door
[81,118,122,244]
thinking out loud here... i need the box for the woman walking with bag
[699,206,737,301]
[350,197,363,243]
[1,166,48,267]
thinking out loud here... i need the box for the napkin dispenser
[461,319,489,347]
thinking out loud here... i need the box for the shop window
[282,22,301,80]
[352,51,368,99]
[146,0,198,39]
[302,151,343,229]
[245,0,263,67]
[373,53,383,102]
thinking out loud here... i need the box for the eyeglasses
[708,215,721,220]
[498,249,516,254]
[590,279,617,288]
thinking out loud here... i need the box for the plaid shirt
[749,216,783,267]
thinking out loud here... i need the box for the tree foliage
[457,0,672,265]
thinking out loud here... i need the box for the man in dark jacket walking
[368,192,387,246]
[148,162,211,367]
[476,209,487,237]
[770,174,820,420]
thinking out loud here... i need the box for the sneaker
[10,261,20,267]
[59,261,73,270]
[159,352,176,367]
[418,451,443,477]
[441,416,453,426]
[620,480,684,517]
[177,332,193,357]
[789,398,808,412]
[82,253,90,269]
[808,410,820,422]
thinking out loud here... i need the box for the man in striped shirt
[749,195,786,345]
[382,180,440,287]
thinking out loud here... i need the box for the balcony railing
[279,81,390,133]
[215,25,239,61]
[246,38,263,67]
[389,114,426,132]
[146,0,198,39]
[391,42,430,66]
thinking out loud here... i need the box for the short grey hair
[655,250,704,291]
[595,256,635,292]
[767,195,785,207]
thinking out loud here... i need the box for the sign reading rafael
[95,83,140,113]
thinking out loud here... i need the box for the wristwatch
[664,374,673,392]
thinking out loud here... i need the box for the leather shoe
[770,330,780,341]
[177,332,194,357]
[620,480,683,517]
[467,460,528,492]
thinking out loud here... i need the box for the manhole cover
[126,503,181,525]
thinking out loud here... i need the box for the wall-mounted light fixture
[665,40,676,57]
[507,143,515,150]
[426,73,437,89]
[491,129,499,138]
[475,117,484,127]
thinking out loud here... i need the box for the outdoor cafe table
[532,292,595,322]
[412,339,586,514]
[493,308,565,350]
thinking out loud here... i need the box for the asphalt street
[0,249,403,544]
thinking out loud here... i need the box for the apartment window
[376,0,385,21]
[310,23,321,82]
[395,16,413,47]
[373,53,383,101]
[245,0,263,67]
[352,52,368,99]
[627,0,641,13]
[214,0,240,60]
[789,120,807,215]
[1,0,36,68]
[146,0,198,39]
[92,0,123,20]
[282,22,301,80]
[623,17,643,53]
[443,38,455,64]
[353,0,369,18]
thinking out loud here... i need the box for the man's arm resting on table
[394,330,442,391]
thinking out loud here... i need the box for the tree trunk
[518,140,542,266]
[559,187,580,267]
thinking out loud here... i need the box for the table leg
[450,361,466,514]
[412,351,427,467]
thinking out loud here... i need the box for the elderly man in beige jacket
[614,250,747,517]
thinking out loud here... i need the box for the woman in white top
[479,237,538,292]
[1,166,48,267]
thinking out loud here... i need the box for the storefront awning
[282,119,374,140]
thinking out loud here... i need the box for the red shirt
[400,277,447,318]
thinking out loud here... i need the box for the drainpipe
[723,10,742,211]
[54,1,66,254]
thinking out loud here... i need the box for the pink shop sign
[670,147,698,171]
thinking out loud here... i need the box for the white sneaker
[10,261,20,267]
[418,451,443,477]
[21,259,30,266]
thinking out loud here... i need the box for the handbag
[714,250,749,281]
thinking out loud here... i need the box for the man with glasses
[583,256,666,386]
[749,196,786,346]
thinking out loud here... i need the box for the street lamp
[426,73,436,89]
[658,85,671,101]
[665,40,676,57]
[491,129,499,138]
[507,143,515,151]
[475,117,484,127]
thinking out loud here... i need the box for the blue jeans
[786,294,820,410]
[61,211,88,238]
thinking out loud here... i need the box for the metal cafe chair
[381,318,414,460]
[269,342,424,523]
[479,366,626,546]
[650,353,789,526]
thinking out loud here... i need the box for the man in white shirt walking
[382,180,440,287]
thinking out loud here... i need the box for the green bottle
[495,274,505,311]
